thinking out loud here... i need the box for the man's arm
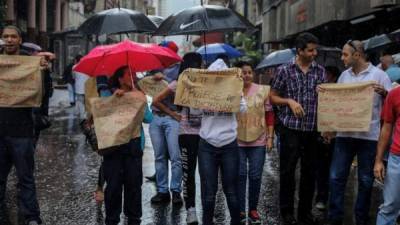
[374,122,393,182]
[270,89,305,117]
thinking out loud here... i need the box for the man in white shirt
[327,40,392,225]
[72,57,89,119]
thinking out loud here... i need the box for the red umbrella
[73,40,181,76]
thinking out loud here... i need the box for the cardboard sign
[317,82,375,132]
[137,76,168,97]
[174,68,243,112]
[0,55,42,107]
[84,78,99,115]
[90,91,146,149]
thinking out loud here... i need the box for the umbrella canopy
[363,34,393,51]
[147,15,165,27]
[73,40,182,77]
[21,42,42,52]
[77,8,157,36]
[154,5,256,36]
[390,28,400,43]
[256,49,295,70]
[256,47,344,71]
[196,43,243,63]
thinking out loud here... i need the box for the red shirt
[381,87,400,155]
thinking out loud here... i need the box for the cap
[159,41,179,53]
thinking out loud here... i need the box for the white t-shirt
[199,59,247,147]
[336,64,392,141]
[73,66,89,95]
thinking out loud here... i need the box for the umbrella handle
[126,51,135,89]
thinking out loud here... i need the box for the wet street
[1,89,384,225]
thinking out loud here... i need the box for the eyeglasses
[346,39,358,52]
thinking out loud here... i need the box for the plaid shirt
[272,59,326,131]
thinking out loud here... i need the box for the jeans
[315,137,334,204]
[103,139,143,225]
[277,125,318,219]
[0,137,41,224]
[149,115,182,193]
[67,83,75,104]
[75,94,86,119]
[179,134,200,209]
[377,153,400,225]
[198,138,240,225]
[329,137,377,224]
[238,146,266,212]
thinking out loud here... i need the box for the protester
[270,32,326,225]
[234,61,274,224]
[374,86,400,225]
[0,25,46,225]
[326,40,392,225]
[149,41,183,205]
[62,56,79,106]
[197,58,247,225]
[100,66,152,225]
[381,54,400,83]
[314,66,340,211]
[72,55,89,119]
[152,52,203,224]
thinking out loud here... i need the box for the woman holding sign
[235,61,274,224]
[152,52,203,224]
[99,66,152,225]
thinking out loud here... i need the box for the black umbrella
[77,8,157,36]
[154,4,256,36]
[147,15,165,27]
[363,34,393,51]
[256,47,344,71]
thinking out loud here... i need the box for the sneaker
[248,210,261,224]
[315,201,326,210]
[282,214,297,225]
[151,192,170,204]
[172,192,183,205]
[186,207,198,224]
[240,212,247,224]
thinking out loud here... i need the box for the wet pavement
[2,89,384,225]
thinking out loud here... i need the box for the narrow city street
[1,89,384,225]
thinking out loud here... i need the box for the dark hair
[234,61,253,69]
[178,52,202,74]
[75,54,83,62]
[3,25,22,37]
[109,66,128,89]
[295,32,319,52]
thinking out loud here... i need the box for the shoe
[172,192,183,205]
[151,192,170,204]
[145,173,157,182]
[282,214,297,225]
[248,210,261,224]
[70,102,75,106]
[315,202,326,210]
[186,207,198,224]
[298,213,317,225]
[27,221,39,225]
[240,212,247,224]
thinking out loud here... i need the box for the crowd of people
[1,24,400,225]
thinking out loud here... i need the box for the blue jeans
[198,138,240,225]
[238,146,266,212]
[67,83,75,104]
[329,137,377,224]
[377,153,400,225]
[149,115,182,193]
[0,137,41,224]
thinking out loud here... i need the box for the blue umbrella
[196,43,243,63]
[256,49,295,70]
